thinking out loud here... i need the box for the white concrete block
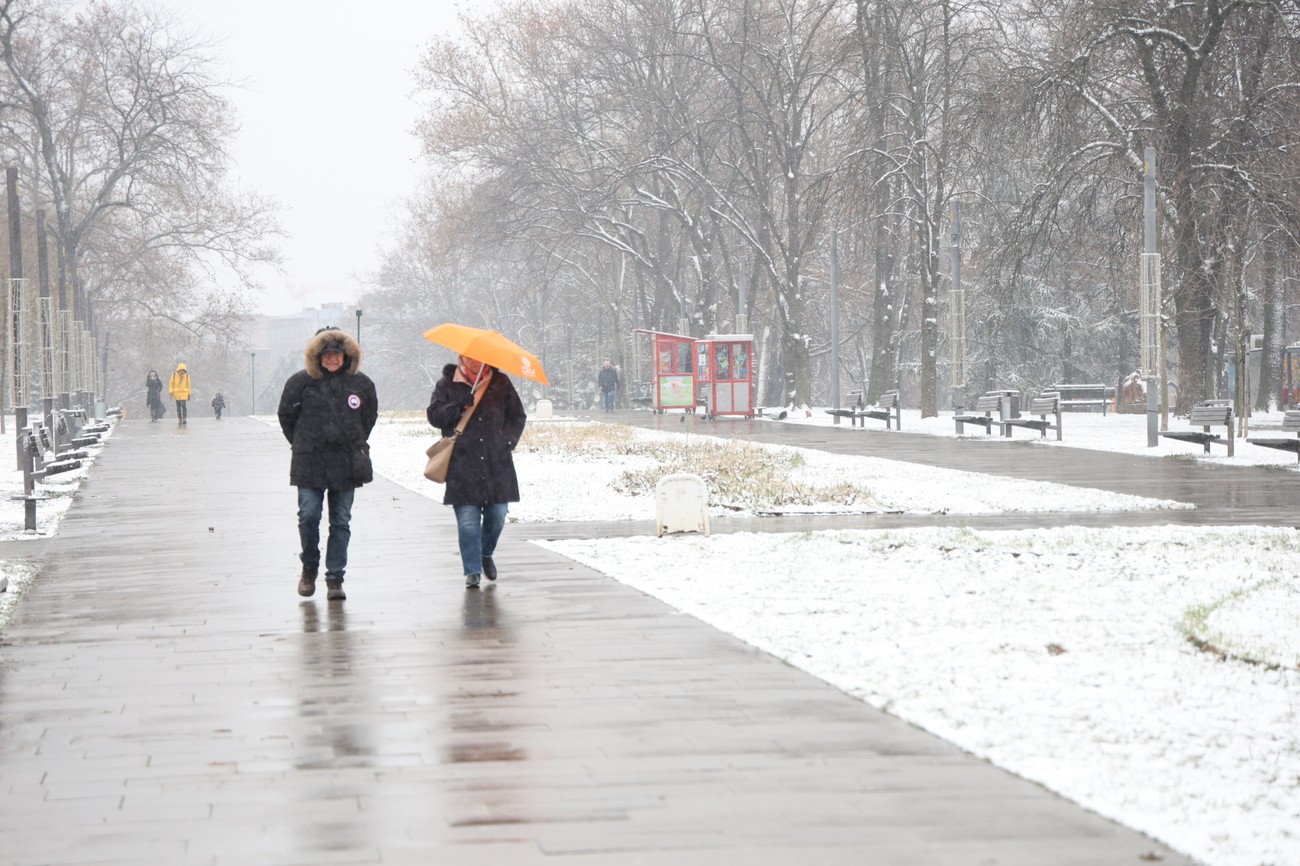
[655,473,710,537]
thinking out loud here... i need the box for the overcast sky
[156,0,473,316]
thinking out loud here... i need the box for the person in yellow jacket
[168,362,193,426]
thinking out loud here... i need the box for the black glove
[459,393,475,409]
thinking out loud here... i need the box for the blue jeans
[602,389,615,411]
[453,503,508,577]
[298,487,355,578]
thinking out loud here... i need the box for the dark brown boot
[325,576,346,601]
[298,567,318,598]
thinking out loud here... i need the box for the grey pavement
[0,414,1209,865]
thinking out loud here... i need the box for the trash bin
[992,389,1021,420]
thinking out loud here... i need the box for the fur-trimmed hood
[305,328,363,379]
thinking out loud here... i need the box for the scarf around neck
[453,364,492,391]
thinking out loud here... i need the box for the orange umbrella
[423,323,549,384]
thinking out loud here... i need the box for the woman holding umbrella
[427,352,528,589]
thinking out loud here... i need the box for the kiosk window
[733,344,749,379]
[716,344,731,380]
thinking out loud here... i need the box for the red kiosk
[636,329,697,413]
[695,334,755,418]
[634,329,755,418]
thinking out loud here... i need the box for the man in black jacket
[277,327,378,601]
[597,361,619,412]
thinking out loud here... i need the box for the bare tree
[0,0,280,350]
[1022,0,1300,409]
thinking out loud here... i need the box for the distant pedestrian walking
[427,354,527,589]
[597,360,619,412]
[145,371,164,421]
[277,327,378,602]
[211,392,226,420]
[168,363,192,426]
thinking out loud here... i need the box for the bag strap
[450,368,492,437]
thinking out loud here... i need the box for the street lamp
[355,308,362,344]
[248,348,270,415]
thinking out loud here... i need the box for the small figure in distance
[211,392,226,420]
[597,360,620,413]
[169,363,192,426]
[145,370,164,421]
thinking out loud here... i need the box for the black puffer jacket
[427,363,527,506]
[278,329,379,489]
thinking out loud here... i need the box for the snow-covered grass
[0,417,113,629]
[368,412,1191,520]
[783,402,1300,468]
[372,406,1298,866]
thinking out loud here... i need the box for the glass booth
[695,334,754,418]
[635,329,697,412]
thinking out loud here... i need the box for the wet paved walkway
[0,415,1210,865]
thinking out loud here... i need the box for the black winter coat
[278,329,378,489]
[427,364,527,506]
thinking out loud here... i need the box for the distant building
[253,303,353,368]
[244,303,355,413]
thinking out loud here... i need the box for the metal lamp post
[1141,148,1162,447]
[356,308,362,344]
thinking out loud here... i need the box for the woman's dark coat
[427,363,527,506]
[277,329,378,490]
[145,374,163,408]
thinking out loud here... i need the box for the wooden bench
[954,393,1004,435]
[1001,392,1062,441]
[826,389,901,430]
[1160,400,1234,456]
[1050,383,1111,414]
[1247,410,1300,461]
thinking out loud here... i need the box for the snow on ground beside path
[784,403,1300,468]
[538,525,1300,866]
[0,418,114,630]
[364,414,1189,520]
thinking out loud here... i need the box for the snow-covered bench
[1160,401,1234,456]
[1247,410,1300,461]
[954,394,1003,435]
[1001,392,1062,441]
[826,389,901,430]
[1051,382,1111,414]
